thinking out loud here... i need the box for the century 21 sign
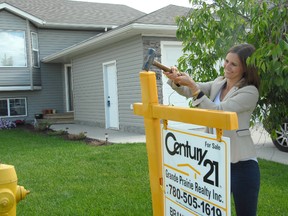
[162,127,231,216]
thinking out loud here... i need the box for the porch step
[42,112,74,124]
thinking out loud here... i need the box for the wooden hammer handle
[153,60,172,72]
[153,60,180,86]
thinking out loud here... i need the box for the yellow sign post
[133,71,238,216]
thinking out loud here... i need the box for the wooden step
[44,112,74,119]
[40,112,74,124]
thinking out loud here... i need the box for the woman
[163,44,260,216]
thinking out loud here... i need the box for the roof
[0,0,146,29]
[135,4,191,25]
[42,5,192,63]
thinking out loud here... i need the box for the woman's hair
[228,44,260,89]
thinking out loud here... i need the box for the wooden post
[137,71,164,216]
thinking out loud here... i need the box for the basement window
[0,98,27,117]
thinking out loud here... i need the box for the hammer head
[142,48,156,71]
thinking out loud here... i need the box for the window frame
[0,98,27,117]
[31,32,40,68]
[0,30,27,68]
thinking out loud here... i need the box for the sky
[76,0,193,13]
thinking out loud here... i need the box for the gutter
[41,22,118,30]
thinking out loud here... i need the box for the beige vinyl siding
[38,29,99,58]
[0,10,26,29]
[0,70,30,86]
[0,10,31,87]
[72,35,144,132]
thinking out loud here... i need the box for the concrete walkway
[51,124,146,144]
[251,126,288,165]
[51,124,287,165]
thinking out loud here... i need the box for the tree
[1,53,13,66]
[176,0,288,139]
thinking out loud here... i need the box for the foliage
[67,131,87,140]
[46,129,68,136]
[0,118,16,129]
[1,53,13,66]
[34,120,52,131]
[176,0,288,134]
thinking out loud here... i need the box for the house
[0,0,192,133]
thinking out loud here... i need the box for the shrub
[67,132,87,140]
[46,130,68,136]
[34,121,52,131]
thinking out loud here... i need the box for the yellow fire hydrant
[0,164,30,216]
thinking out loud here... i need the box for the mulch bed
[18,124,112,146]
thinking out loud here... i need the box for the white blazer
[168,77,259,163]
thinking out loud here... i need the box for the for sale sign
[163,127,231,216]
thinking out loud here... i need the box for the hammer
[142,48,172,72]
[142,48,181,86]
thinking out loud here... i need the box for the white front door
[161,41,200,130]
[103,61,119,130]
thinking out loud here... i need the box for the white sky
[76,0,193,13]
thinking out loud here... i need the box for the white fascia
[0,3,45,25]
[0,86,42,91]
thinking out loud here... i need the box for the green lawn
[0,127,287,216]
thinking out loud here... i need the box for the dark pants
[231,160,260,216]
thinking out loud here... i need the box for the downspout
[26,19,34,90]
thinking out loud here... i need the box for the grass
[0,127,288,216]
[257,160,288,216]
[0,128,151,216]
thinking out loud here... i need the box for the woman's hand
[163,66,199,93]
[162,66,181,82]
[174,72,193,87]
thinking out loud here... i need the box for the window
[0,98,27,117]
[0,100,8,116]
[31,32,40,68]
[0,31,27,67]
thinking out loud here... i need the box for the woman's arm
[193,85,259,113]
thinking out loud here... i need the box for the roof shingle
[0,0,146,26]
[135,5,191,25]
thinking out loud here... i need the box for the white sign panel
[163,127,230,216]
